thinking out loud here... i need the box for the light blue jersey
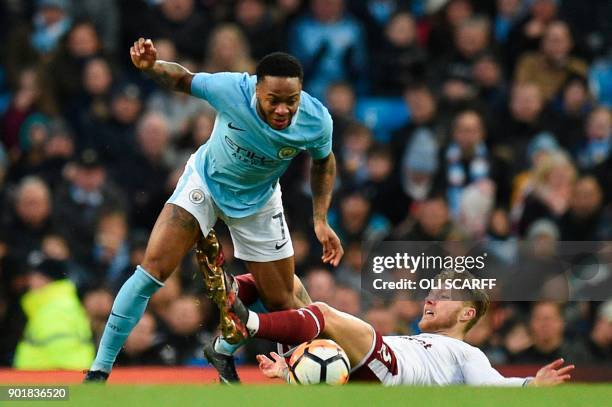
[190,72,333,218]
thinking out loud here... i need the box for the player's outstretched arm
[311,153,344,267]
[528,358,575,387]
[257,352,290,382]
[130,37,194,94]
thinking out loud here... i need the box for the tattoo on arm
[310,153,336,223]
[295,282,312,306]
[145,61,193,94]
[169,205,199,233]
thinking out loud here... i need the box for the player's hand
[530,358,575,386]
[314,221,344,267]
[130,38,157,70]
[256,352,289,381]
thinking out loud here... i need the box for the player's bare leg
[254,302,374,381]
[85,204,200,382]
[313,302,375,368]
[246,257,311,310]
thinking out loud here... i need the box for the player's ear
[459,306,476,323]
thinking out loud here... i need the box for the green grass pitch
[4,384,610,407]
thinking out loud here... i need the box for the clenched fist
[130,38,157,70]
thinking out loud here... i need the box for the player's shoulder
[193,71,254,95]
[298,90,333,128]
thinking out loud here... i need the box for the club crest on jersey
[189,189,205,204]
[278,146,298,159]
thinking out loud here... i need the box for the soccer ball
[288,339,350,385]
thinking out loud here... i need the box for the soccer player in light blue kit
[84,38,344,382]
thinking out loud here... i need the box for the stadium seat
[354,97,411,142]
[589,58,612,108]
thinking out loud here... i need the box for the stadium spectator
[511,302,589,364]
[5,113,51,184]
[13,257,94,370]
[233,0,285,60]
[391,83,443,168]
[80,82,143,171]
[558,176,605,241]
[472,54,508,118]
[436,110,511,217]
[37,120,75,191]
[204,24,256,74]
[390,193,456,241]
[397,127,439,216]
[362,144,405,224]
[303,267,335,303]
[6,0,73,85]
[575,107,611,198]
[494,82,555,170]
[330,189,389,244]
[484,208,517,266]
[433,15,493,90]
[325,81,356,154]
[162,295,209,365]
[370,12,427,96]
[336,123,373,184]
[83,287,114,347]
[89,209,131,291]
[505,0,559,71]
[335,241,363,292]
[515,151,576,237]
[53,149,127,265]
[115,312,175,366]
[289,0,368,99]
[2,176,55,261]
[579,301,612,364]
[68,0,120,54]
[328,285,361,316]
[146,0,211,61]
[40,20,107,114]
[426,0,474,61]
[115,112,173,230]
[549,76,592,150]
[1,68,45,156]
[493,0,525,45]
[514,21,588,102]
[66,57,115,139]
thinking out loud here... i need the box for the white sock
[246,310,259,336]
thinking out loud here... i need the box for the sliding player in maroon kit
[209,270,574,386]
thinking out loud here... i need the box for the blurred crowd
[0,0,611,369]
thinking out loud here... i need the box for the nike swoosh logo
[275,241,288,250]
[228,122,245,131]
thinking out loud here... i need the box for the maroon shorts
[350,331,398,382]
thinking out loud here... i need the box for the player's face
[256,76,301,130]
[418,289,467,333]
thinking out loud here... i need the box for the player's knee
[141,256,175,282]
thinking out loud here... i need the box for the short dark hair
[256,52,303,83]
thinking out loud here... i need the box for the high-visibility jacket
[14,279,94,369]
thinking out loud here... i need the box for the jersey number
[272,212,286,240]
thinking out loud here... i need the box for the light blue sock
[214,299,269,356]
[90,266,163,372]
